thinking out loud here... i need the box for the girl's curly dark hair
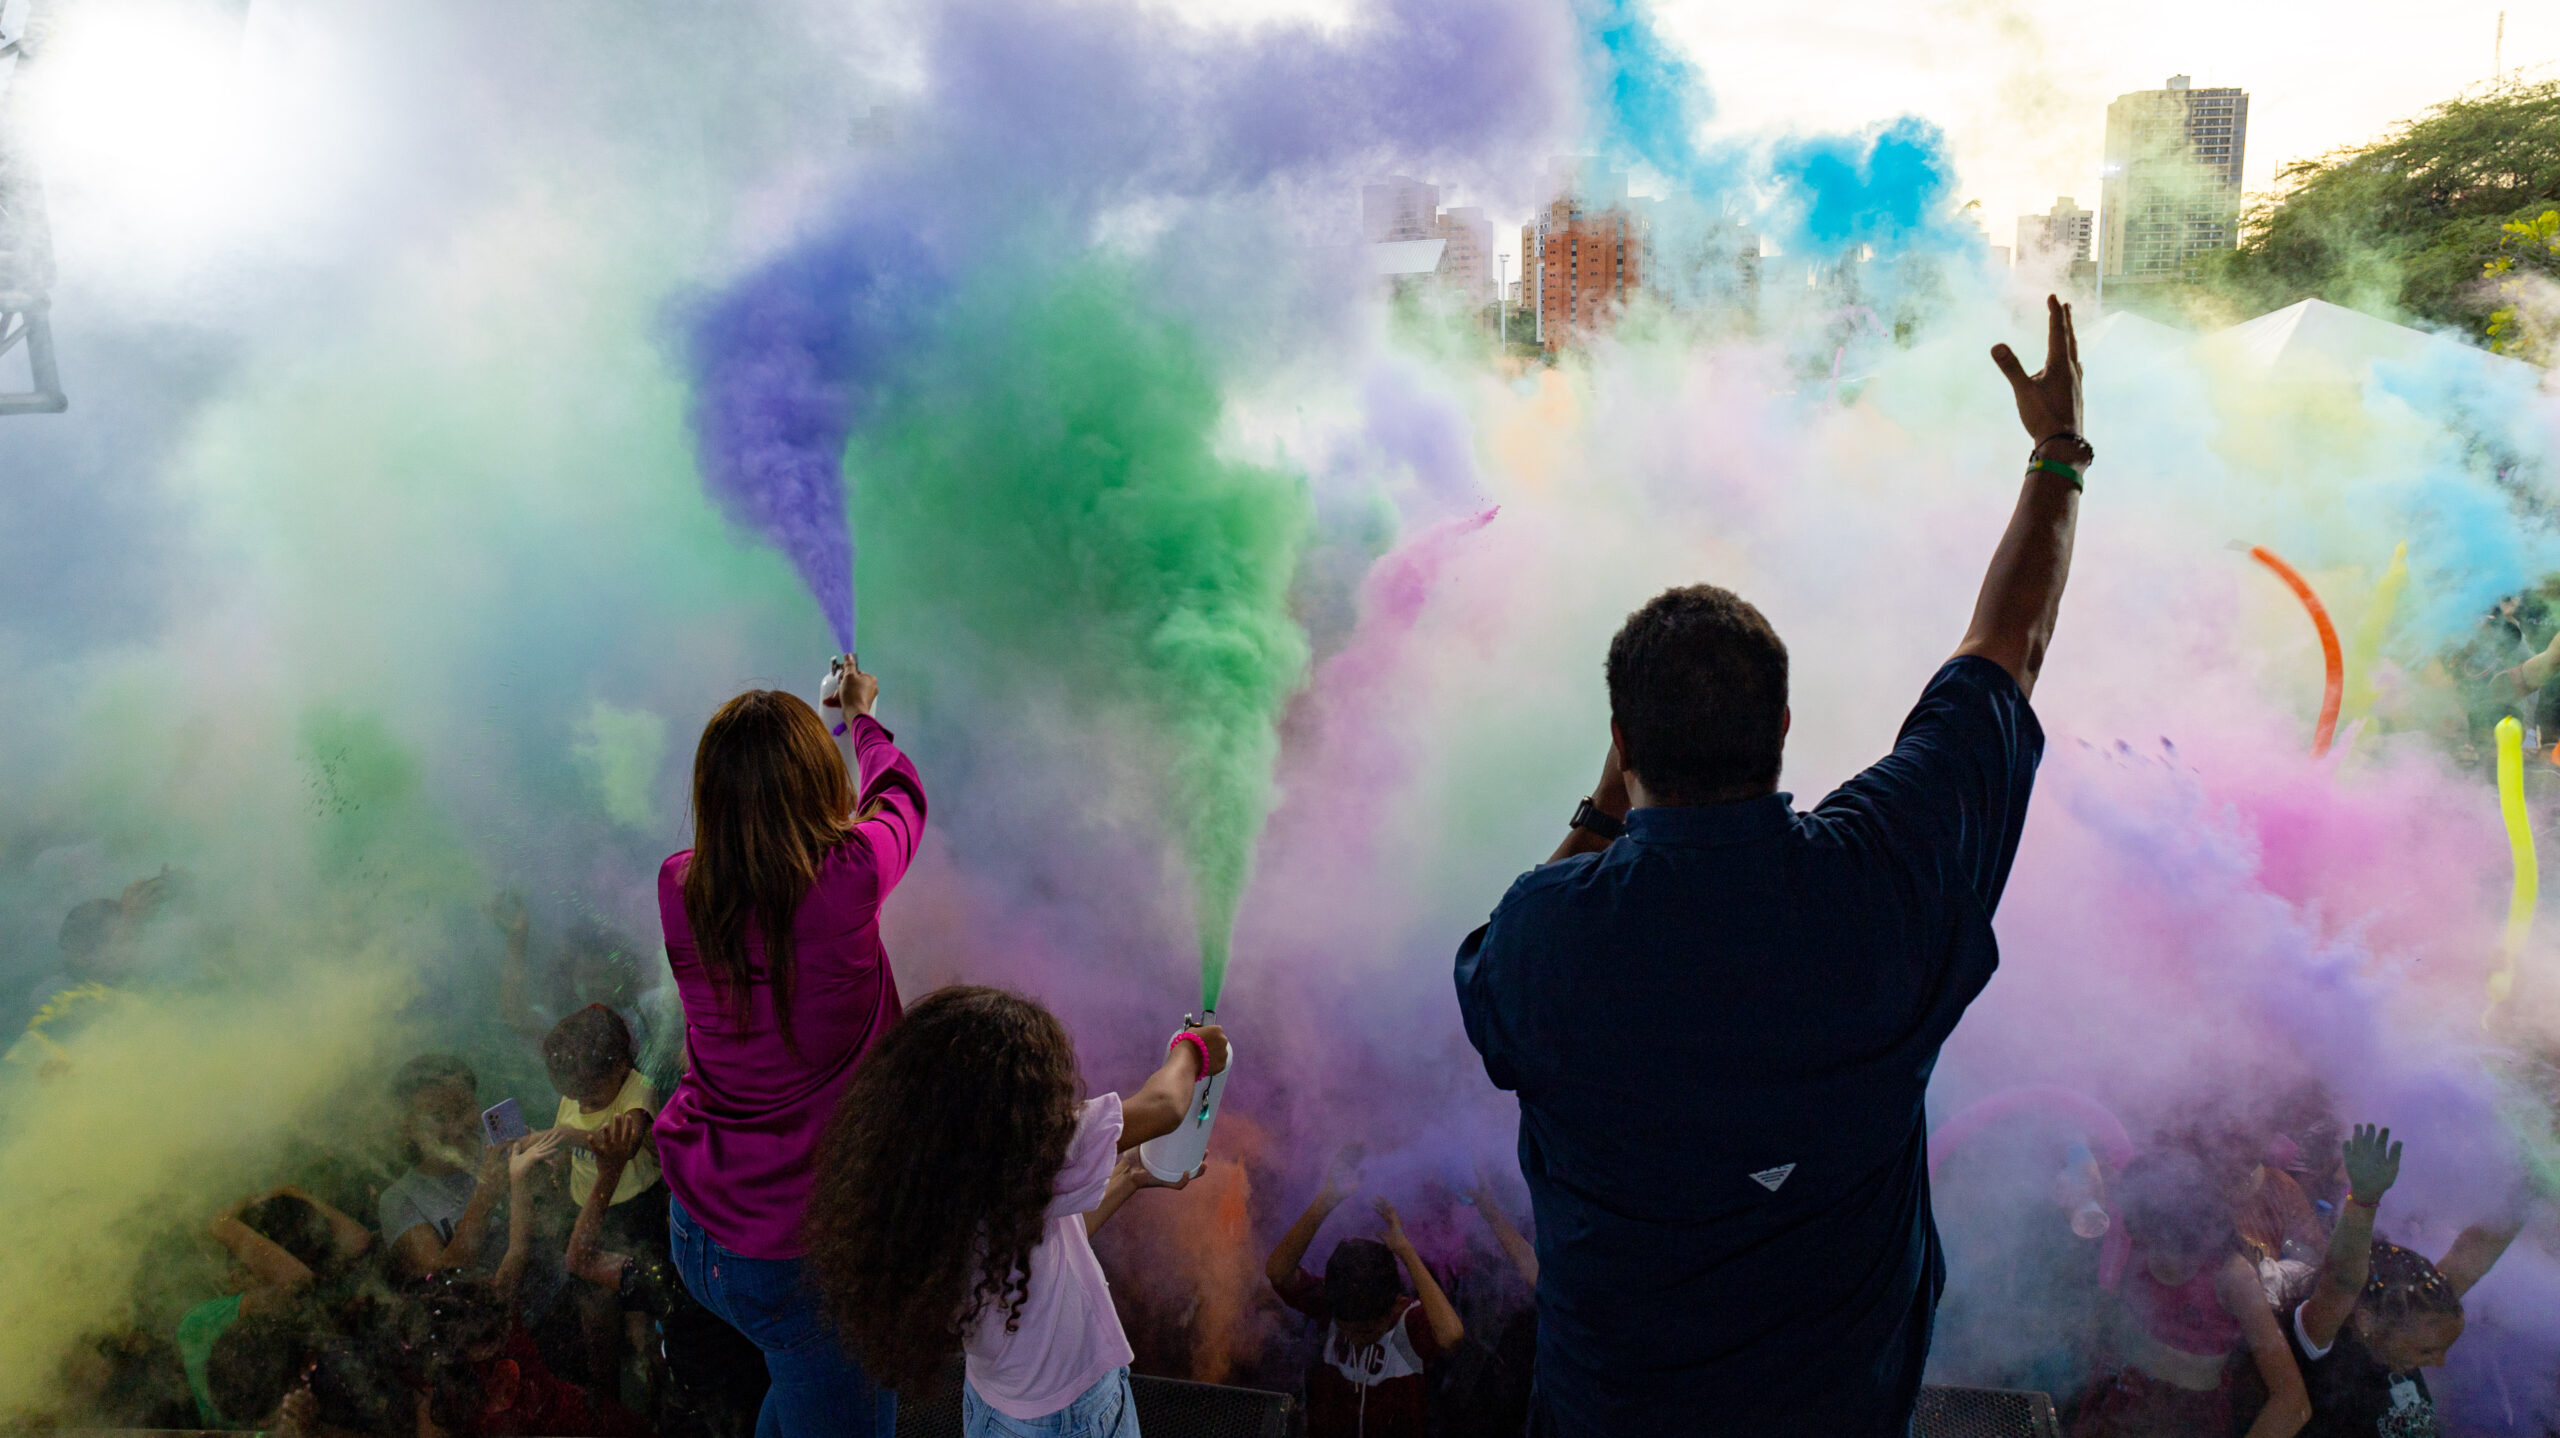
[804,985,1083,1392]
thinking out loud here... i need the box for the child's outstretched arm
[1118,1024,1229,1152]
[1376,1198,1464,1351]
[1087,1152,1193,1235]
[492,1131,564,1313]
[1468,1169,1538,1287]
[2302,1122,2399,1350]
[1266,1143,1362,1289]
[2221,1252,2309,1438]
[564,1128,637,1290]
[2438,1217,2527,1299]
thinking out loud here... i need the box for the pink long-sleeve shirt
[654,714,927,1259]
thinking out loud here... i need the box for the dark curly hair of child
[802,986,1084,1391]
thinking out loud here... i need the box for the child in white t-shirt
[801,987,1226,1436]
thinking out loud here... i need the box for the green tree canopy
[2201,78,2560,339]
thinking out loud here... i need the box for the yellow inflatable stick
[2340,542,2407,724]
[2487,716,2537,1017]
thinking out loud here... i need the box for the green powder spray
[850,261,1308,1009]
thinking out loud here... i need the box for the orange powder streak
[2249,545,2344,757]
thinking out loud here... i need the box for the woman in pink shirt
[801,987,1227,1436]
[657,658,924,1438]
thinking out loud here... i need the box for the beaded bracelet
[1169,1030,1211,1077]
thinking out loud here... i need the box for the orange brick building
[1522,164,1651,351]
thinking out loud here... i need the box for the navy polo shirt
[1455,657,2042,1437]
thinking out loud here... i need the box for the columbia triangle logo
[1749,1163,1796,1192]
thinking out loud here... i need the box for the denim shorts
[962,1366,1139,1438]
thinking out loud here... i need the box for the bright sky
[1175,0,2556,277]
[1656,0,2557,260]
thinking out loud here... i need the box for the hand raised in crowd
[476,1138,509,1187]
[1374,1195,1414,1253]
[1989,295,2086,455]
[2342,1122,2401,1205]
[1320,1142,1367,1202]
[508,1129,565,1185]
[486,890,530,941]
[821,655,880,719]
[591,1111,647,1167]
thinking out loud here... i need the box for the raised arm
[1954,295,2089,702]
[1377,1198,1464,1350]
[2438,1217,2527,1299]
[492,1131,563,1312]
[1087,1152,1193,1235]
[210,1194,316,1314]
[390,1145,509,1279]
[565,1126,638,1290]
[489,892,541,1045]
[2302,1123,2399,1349]
[1266,1144,1361,1288]
[1468,1173,1539,1287]
[1118,1025,1226,1151]
[1546,745,1629,865]
[272,1184,375,1263]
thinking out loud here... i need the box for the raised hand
[1321,1142,1366,1201]
[822,655,880,719]
[2342,1123,2401,1206]
[509,1129,566,1183]
[1188,1023,1230,1078]
[1990,295,2086,453]
[1373,1195,1408,1248]
[487,890,529,940]
[591,1113,645,1166]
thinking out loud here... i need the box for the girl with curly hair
[804,986,1228,1437]
[2287,1124,2530,1438]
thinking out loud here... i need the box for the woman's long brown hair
[680,690,855,1049]
[804,986,1083,1391]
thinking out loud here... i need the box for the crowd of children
[17,871,2556,1438]
[15,594,2560,1438]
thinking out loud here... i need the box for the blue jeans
[669,1197,895,1438]
[962,1367,1139,1438]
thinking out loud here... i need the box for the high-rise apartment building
[1361,175,1440,242]
[2017,197,2095,265]
[1522,159,1649,351]
[2100,76,2247,284]
[1434,205,1496,305]
[1362,177,1496,304]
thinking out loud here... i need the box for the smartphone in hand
[481,1098,530,1147]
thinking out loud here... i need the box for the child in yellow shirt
[543,1004,664,1393]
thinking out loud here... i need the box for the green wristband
[2028,457,2084,490]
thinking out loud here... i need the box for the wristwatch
[1570,797,1625,841]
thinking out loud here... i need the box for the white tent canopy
[2197,297,2542,386]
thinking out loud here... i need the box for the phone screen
[481,1098,529,1146]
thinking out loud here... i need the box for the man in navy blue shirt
[1456,297,2092,1436]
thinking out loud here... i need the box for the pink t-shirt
[655,715,926,1260]
[963,1094,1135,1420]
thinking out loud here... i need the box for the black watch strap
[1570,797,1625,840]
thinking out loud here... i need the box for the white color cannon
[1138,1017,1231,1183]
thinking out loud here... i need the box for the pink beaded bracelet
[1169,1030,1211,1077]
